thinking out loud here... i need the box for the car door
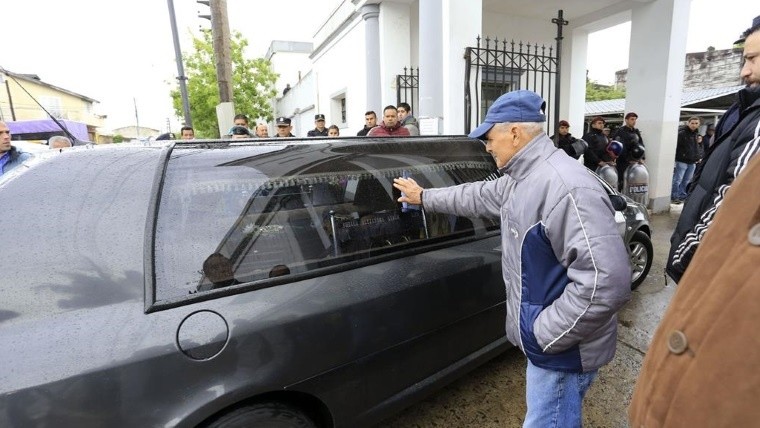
[150,139,507,426]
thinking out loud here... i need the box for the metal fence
[396,67,419,114]
[464,37,559,136]
[464,10,568,135]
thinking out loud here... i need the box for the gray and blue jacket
[0,146,32,176]
[423,133,631,373]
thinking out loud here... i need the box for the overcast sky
[2,0,754,131]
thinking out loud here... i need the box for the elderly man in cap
[274,117,295,138]
[307,114,329,137]
[393,90,630,427]
[666,14,760,284]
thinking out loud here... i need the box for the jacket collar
[498,133,553,181]
[738,85,760,111]
[381,122,403,132]
[8,146,20,162]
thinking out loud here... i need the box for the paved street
[381,209,682,428]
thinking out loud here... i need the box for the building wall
[277,71,317,137]
[0,77,102,128]
[312,14,366,135]
[483,12,556,45]
[615,47,743,90]
[267,40,314,97]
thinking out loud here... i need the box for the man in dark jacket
[306,114,329,137]
[670,116,701,204]
[0,121,32,176]
[356,111,378,136]
[666,15,760,283]
[612,112,644,190]
[582,116,613,171]
[550,120,581,159]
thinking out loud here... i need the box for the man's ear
[511,125,521,146]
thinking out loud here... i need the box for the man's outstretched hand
[393,177,424,205]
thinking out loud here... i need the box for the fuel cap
[177,310,229,361]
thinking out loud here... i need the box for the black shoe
[671,199,683,205]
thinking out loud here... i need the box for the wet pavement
[381,208,682,428]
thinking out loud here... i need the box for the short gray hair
[49,136,72,149]
[493,122,545,138]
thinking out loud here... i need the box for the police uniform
[275,117,295,138]
[307,114,328,137]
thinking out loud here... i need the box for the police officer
[307,114,328,137]
[550,120,580,159]
[582,116,614,171]
[612,112,645,190]
[275,117,295,138]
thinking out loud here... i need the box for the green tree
[170,29,278,138]
[585,78,626,101]
[112,134,124,143]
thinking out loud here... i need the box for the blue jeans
[671,161,696,200]
[524,360,597,428]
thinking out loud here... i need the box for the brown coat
[628,154,760,426]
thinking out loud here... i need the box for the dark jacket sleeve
[582,133,601,166]
[668,118,760,281]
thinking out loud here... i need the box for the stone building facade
[615,47,743,90]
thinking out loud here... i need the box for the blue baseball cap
[468,90,546,140]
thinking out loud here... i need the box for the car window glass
[153,141,499,301]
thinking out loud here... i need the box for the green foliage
[112,134,124,143]
[586,79,626,101]
[170,29,279,138]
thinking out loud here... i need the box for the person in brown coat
[628,154,760,427]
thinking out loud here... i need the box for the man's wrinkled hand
[393,177,424,205]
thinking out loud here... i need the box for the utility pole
[209,0,233,102]
[167,0,192,127]
[198,0,234,136]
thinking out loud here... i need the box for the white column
[378,2,412,110]
[362,4,381,112]
[441,0,482,135]
[626,0,691,212]
[417,0,481,135]
[418,0,443,133]
[560,27,589,135]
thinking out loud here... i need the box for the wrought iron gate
[464,11,567,136]
[396,67,419,113]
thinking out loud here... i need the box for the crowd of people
[551,110,712,201]
[173,102,422,142]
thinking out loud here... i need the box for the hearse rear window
[153,140,499,301]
